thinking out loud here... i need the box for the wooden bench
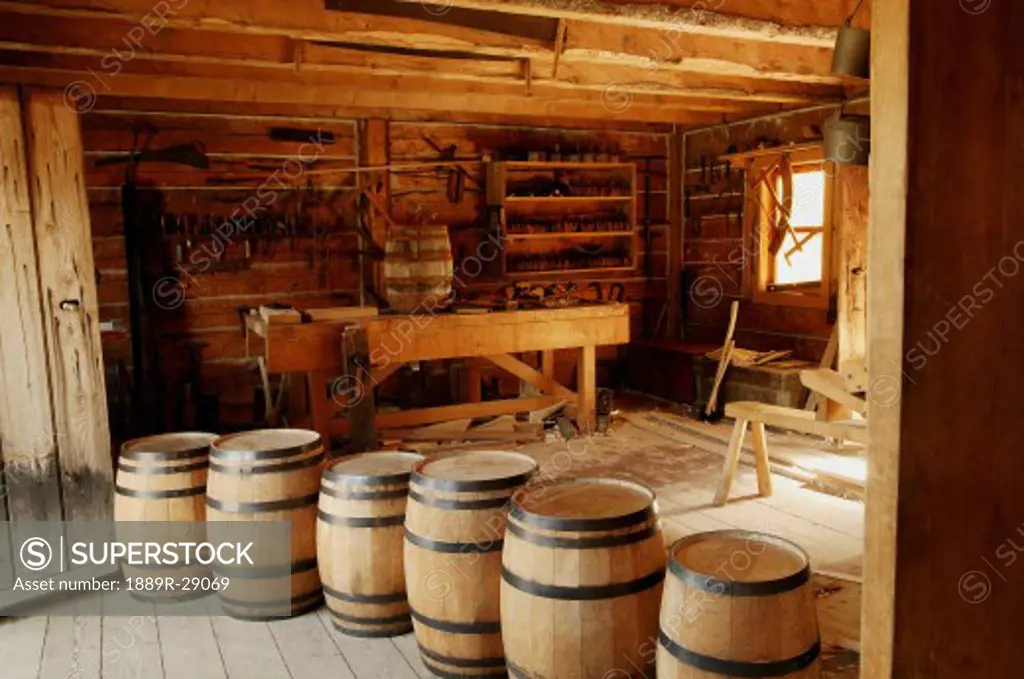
[714,399,869,506]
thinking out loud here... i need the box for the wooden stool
[713,407,773,506]
[714,399,870,505]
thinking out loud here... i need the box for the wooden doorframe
[862,0,910,677]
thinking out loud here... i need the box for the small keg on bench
[114,432,217,602]
[501,478,666,679]
[206,429,324,620]
[405,451,538,678]
[318,451,424,637]
[657,530,820,679]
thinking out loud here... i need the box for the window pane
[775,232,823,285]
[790,170,825,227]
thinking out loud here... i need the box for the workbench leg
[750,421,773,497]
[577,346,596,432]
[308,369,332,453]
[465,359,483,403]
[714,418,749,506]
[541,350,555,381]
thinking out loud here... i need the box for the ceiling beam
[87,95,681,133]
[562,20,841,85]
[0,12,839,108]
[0,62,766,125]
[404,0,854,46]
[0,0,552,56]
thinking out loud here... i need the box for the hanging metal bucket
[831,25,870,78]
[824,114,871,166]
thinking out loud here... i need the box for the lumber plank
[24,87,113,520]
[38,615,102,679]
[269,614,357,679]
[158,614,226,679]
[0,616,47,679]
[100,614,163,679]
[332,396,558,435]
[212,617,291,679]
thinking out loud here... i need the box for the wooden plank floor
[0,413,863,679]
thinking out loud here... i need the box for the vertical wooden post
[0,85,62,522]
[308,369,332,451]
[541,350,555,381]
[359,119,389,297]
[345,327,378,454]
[23,88,113,520]
[576,346,596,432]
[464,359,483,403]
[864,1,909,676]
[667,128,685,339]
[835,164,869,382]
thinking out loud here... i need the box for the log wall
[84,109,671,430]
[682,102,869,361]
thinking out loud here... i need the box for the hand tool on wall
[423,134,470,204]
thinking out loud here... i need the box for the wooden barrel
[405,451,538,678]
[383,225,454,312]
[657,530,820,679]
[318,451,425,637]
[114,432,218,603]
[501,478,666,679]
[206,429,324,620]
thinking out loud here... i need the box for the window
[745,149,833,308]
[773,169,825,287]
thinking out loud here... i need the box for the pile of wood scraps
[706,347,793,367]
[381,415,546,453]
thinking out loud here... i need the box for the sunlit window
[773,169,825,286]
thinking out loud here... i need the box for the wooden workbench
[246,304,631,447]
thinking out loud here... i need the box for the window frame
[743,147,835,309]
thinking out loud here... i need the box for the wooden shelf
[487,160,638,277]
[718,142,823,163]
[504,195,633,204]
[505,231,635,240]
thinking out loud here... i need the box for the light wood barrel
[206,429,324,620]
[501,478,666,679]
[318,451,425,637]
[405,451,538,678]
[658,531,820,679]
[383,225,454,312]
[114,432,217,603]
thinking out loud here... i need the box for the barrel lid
[323,451,424,485]
[212,429,321,461]
[412,451,537,492]
[668,530,811,596]
[121,432,217,461]
[511,478,656,532]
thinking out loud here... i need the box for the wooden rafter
[406,0,854,45]
[0,0,857,125]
